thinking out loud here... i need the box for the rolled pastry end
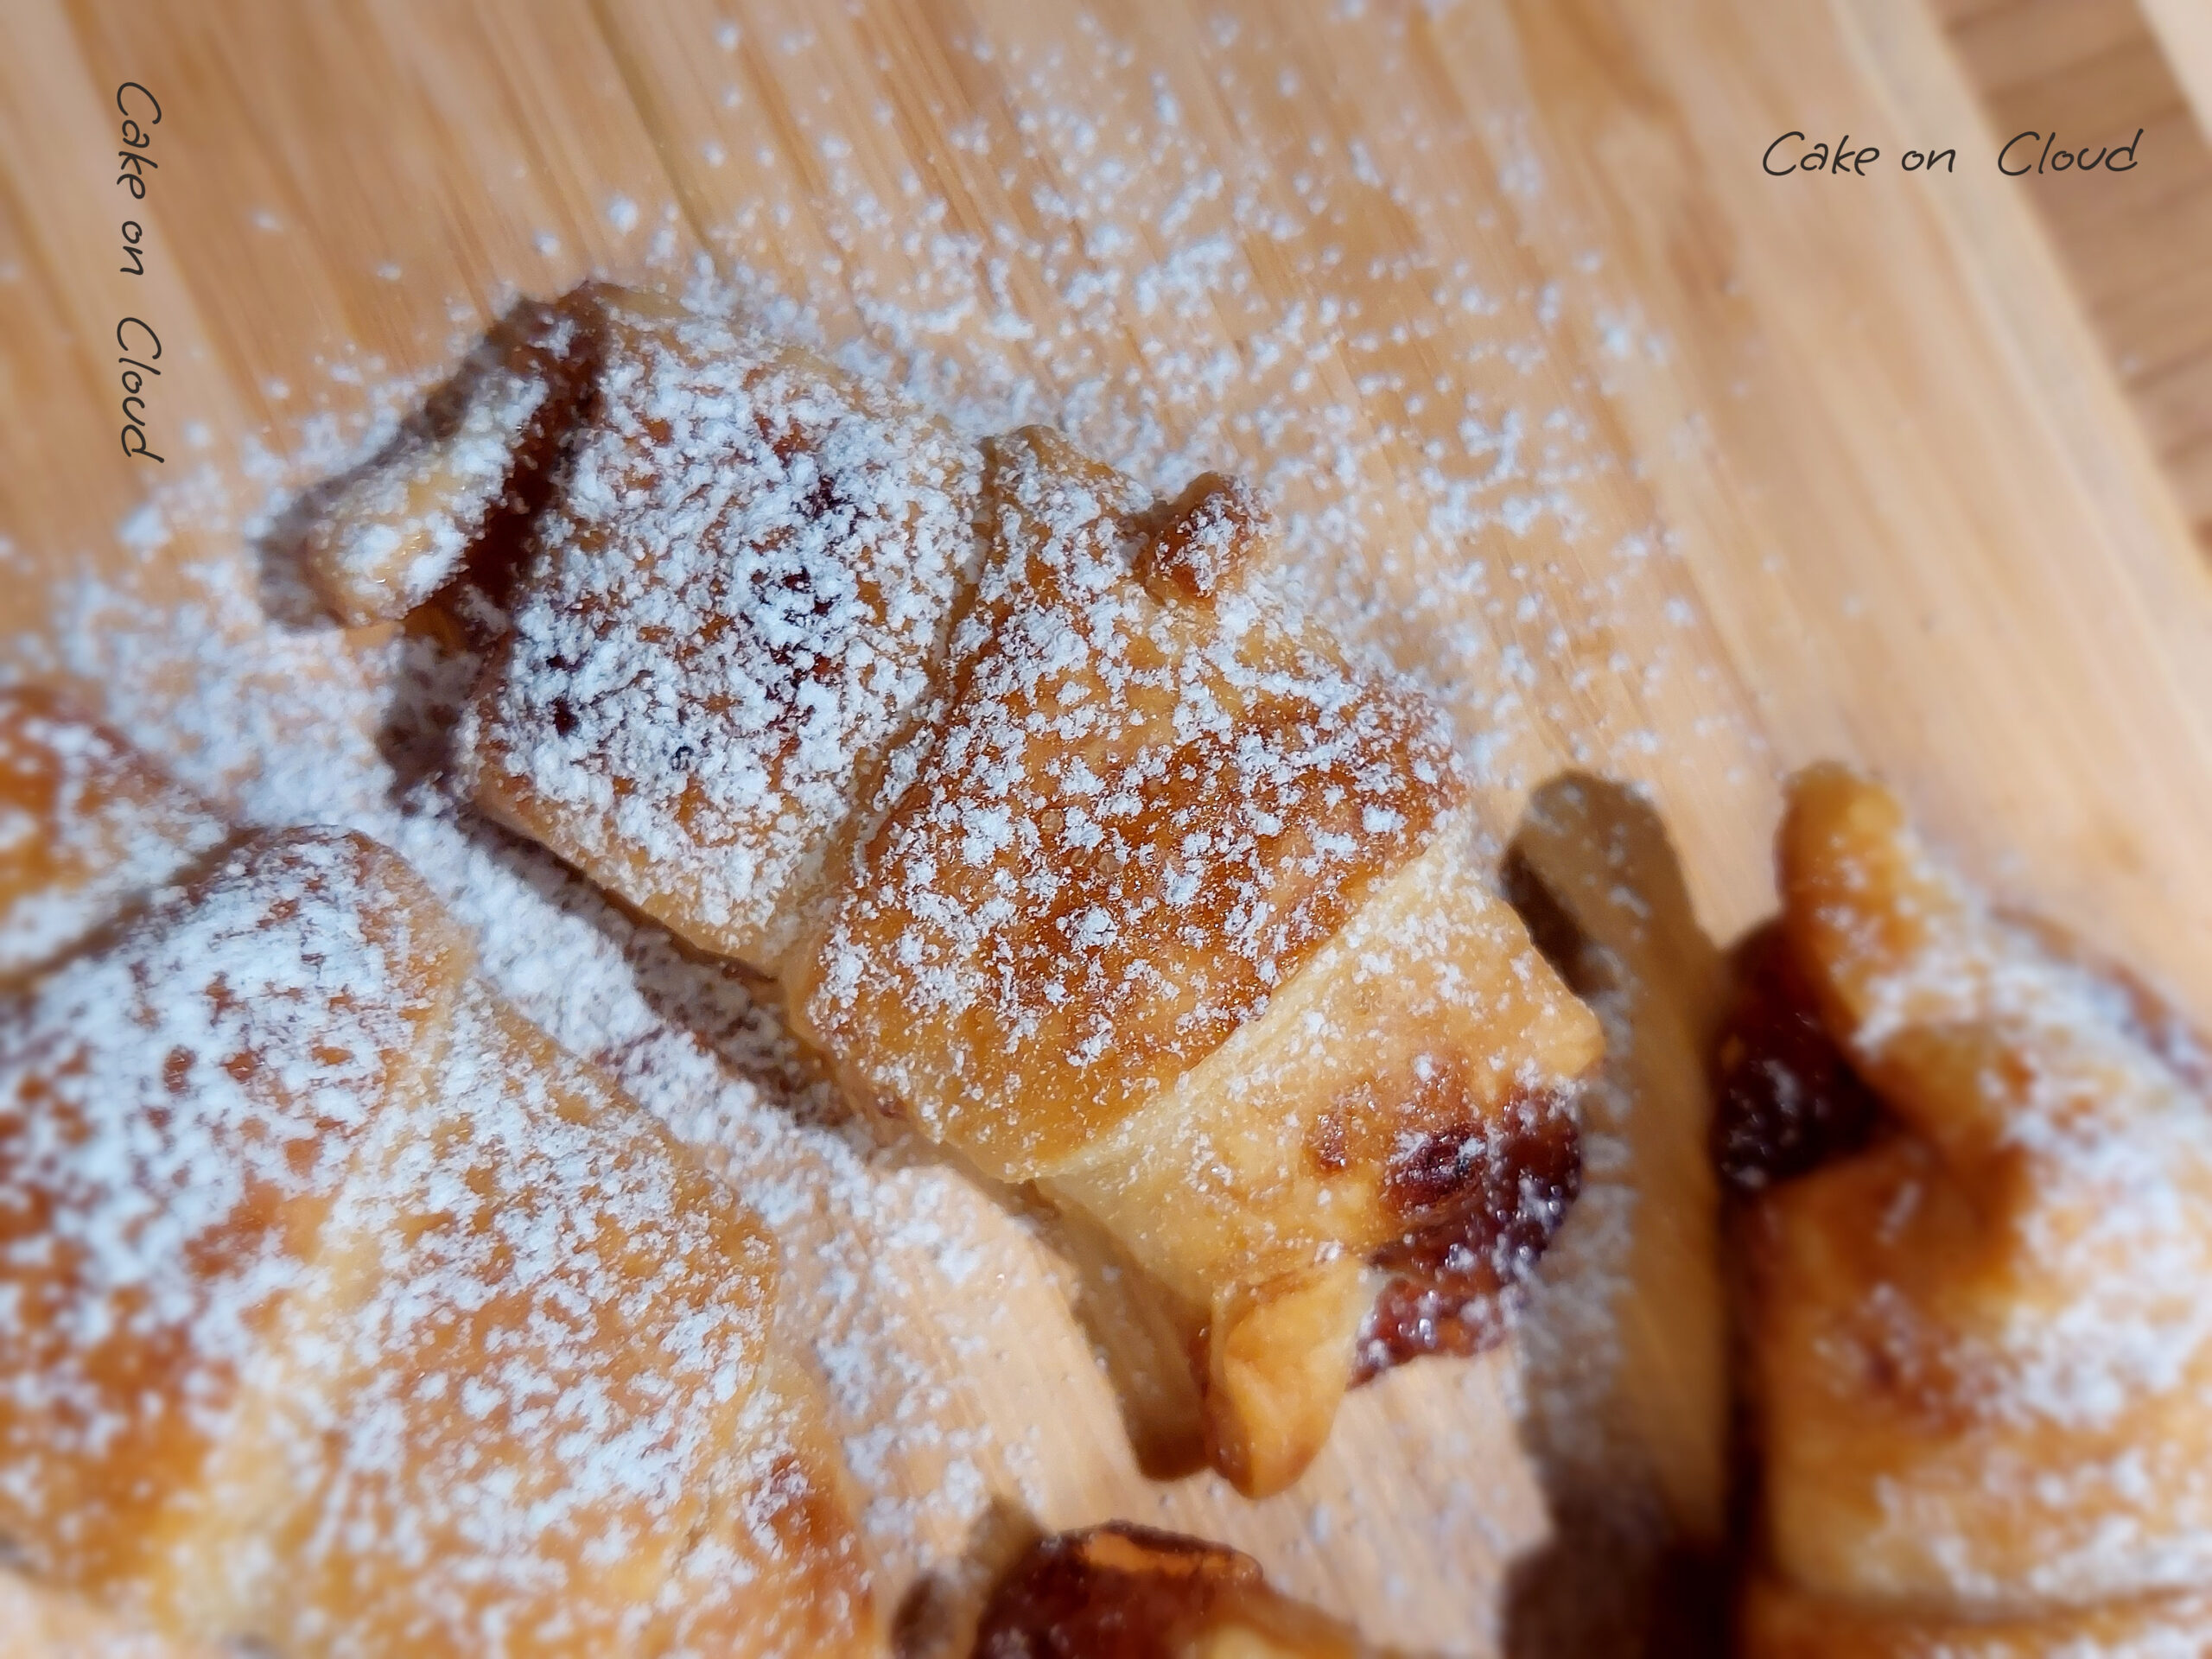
[1727,766,2212,1639]
[1203,1261,1371,1500]
[299,293,599,629]
[1039,823,1602,1497]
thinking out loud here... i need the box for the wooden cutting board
[3,1,2211,1653]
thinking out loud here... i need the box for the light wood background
[1941,0,2212,552]
[3,1,2210,1654]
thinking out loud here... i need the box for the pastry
[0,690,877,1656]
[300,296,600,632]
[1738,1578,2212,1658]
[0,1569,227,1659]
[791,425,1598,1497]
[1717,765,2212,1651]
[298,283,1604,1497]
[0,683,228,982]
[971,1523,1376,1657]
[463,283,982,972]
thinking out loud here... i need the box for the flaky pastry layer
[297,284,1602,1497]
[0,691,877,1656]
[1726,766,2212,1647]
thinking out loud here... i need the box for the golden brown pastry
[465,284,983,972]
[1718,765,2212,1652]
[297,283,1603,1497]
[0,690,876,1656]
[301,296,600,632]
[971,1523,1376,1658]
[791,427,1599,1497]
[0,683,227,982]
[0,1570,225,1659]
[1738,1577,2212,1658]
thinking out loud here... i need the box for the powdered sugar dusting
[243,981,789,1655]
[0,830,465,1584]
[1758,772,2212,1611]
[0,690,229,980]
[474,289,982,970]
[1802,787,2212,1438]
[0,806,868,1648]
[802,426,1463,1174]
[0,2,1784,1642]
[300,307,573,628]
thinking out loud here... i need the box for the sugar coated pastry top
[798,427,1464,1172]
[470,285,985,969]
[1723,766,2212,1649]
[0,692,878,1656]
[296,283,1602,1497]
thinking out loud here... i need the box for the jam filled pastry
[299,283,1603,1497]
[1715,765,2212,1656]
[971,1523,1379,1658]
[0,690,877,1657]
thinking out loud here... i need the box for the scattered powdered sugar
[0,830,463,1563]
[803,427,1462,1172]
[0,4,1775,1643]
[475,292,983,970]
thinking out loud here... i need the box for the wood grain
[3,2,2211,1654]
[1942,0,2212,553]
[2140,0,2212,143]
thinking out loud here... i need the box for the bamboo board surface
[3,1,2212,1653]
[1942,0,2212,552]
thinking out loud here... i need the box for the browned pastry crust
[466,283,984,973]
[296,282,1604,1497]
[300,296,601,632]
[1738,1576,2212,1657]
[971,1523,1374,1658]
[0,1571,227,1658]
[0,683,228,982]
[794,424,1463,1166]
[1719,765,2212,1652]
[0,690,878,1656]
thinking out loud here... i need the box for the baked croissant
[0,689,877,1656]
[971,1523,1379,1658]
[1717,765,2212,1653]
[299,281,1603,1497]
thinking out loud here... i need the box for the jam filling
[1710,920,1882,1191]
[1355,1084,1582,1380]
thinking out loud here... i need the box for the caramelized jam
[1711,921,1881,1190]
[1356,1084,1581,1378]
[974,1522,1360,1657]
[416,291,604,646]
